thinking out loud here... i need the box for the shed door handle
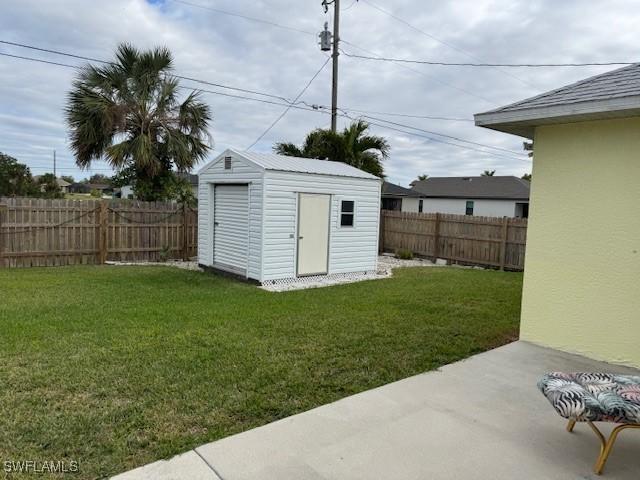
[298,236,303,239]
[214,222,219,226]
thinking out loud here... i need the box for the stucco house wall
[520,117,640,367]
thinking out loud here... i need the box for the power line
[341,50,636,67]
[169,0,316,36]
[360,0,535,87]
[339,42,495,105]
[337,107,472,122]
[340,111,529,163]
[0,46,477,123]
[356,114,526,156]
[341,0,359,11]
[247,57,331,150]
[0,48,322,114]
[0,51,78,69]
[0,40,295,103]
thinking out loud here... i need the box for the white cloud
[0,0,637,185]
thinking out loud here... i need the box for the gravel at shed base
[260,255,438,292]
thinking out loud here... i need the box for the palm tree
[481,170,496,176]
[65,43,212,200]
[416,174,429,181]
[274,120,389,177]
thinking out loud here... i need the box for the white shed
[197,149,382,284]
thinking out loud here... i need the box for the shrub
[90,189,102,198]
[395,248,414,260]
[159,245,171,262]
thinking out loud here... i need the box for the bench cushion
[538,373,640,424]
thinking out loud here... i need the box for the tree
[65,43,212,201]
[274,120,388,177]
[0,152,38,197]
[37,173,64,199]
[522,173,532,181]
[61,175,75,184]
[481,170,496,176]
[416,174,429,181]
[87,174,112,186]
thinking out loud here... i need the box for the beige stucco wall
[520,117,640,367]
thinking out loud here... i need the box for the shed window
[418,199,423,213]
[340,200,355,227]
[224,156,232,170]
[465,200,474,216]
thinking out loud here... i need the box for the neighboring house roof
[382,181,421,197]
[475,63,640,138]
[200,149,380,180]
[411,176,530,200]
[56,178,70,188]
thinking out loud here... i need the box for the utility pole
[330,0,340,132]
[53,150,56,177]
[321,0,340,132]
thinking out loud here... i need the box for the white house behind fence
[408,176,530,218]
[198,149,382,284]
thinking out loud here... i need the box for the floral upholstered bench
[538,372,640,474]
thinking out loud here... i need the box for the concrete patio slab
[113,341,640,480]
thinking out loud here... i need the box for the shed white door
[213,184,249,275]
[297,193,330,276]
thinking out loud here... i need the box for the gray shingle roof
[484,63,640,114]
[382,181,421,197]
[411,176,530,200]
[475,64,640,138]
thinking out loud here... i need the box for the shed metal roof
[411,176,530,200]
[221,149,380,180]
[475,63,640,138]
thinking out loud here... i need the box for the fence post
[433,213,441,260]
[0,204,6,268]
[378,210,385,254]
[499,216,509,271]
[99,200,108,264]
[182,204,189,261]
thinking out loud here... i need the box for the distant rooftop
[382,181,421,197]
[411,176,530,200]
[475,63,640,138]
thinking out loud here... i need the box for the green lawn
[0,266,522,479]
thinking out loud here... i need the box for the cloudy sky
[1,0,638,187]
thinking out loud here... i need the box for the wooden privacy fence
[0,197,197,268]
[380,211,527,270]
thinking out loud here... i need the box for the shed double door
[213,184,249,275]
[297,193,331,276]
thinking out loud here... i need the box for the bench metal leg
[584,421,640,475]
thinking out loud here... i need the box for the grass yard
[0,266,522,479]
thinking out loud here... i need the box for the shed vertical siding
[262,171,381,281]
[198,154,263,280]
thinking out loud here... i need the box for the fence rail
[0,197,197,268]
[379,211,527,270]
